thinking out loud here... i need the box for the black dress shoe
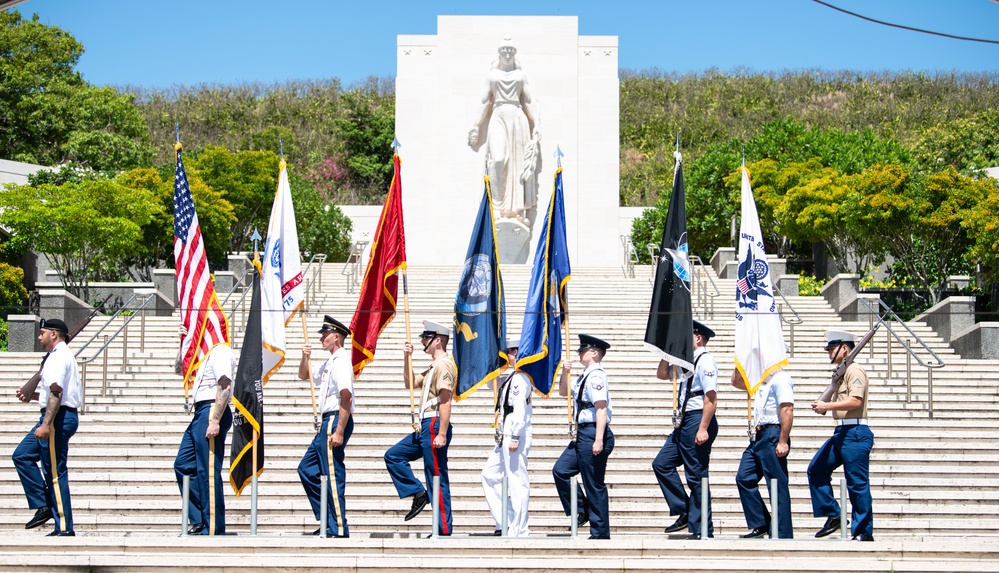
[493,529,502,536]
[404,492,429,521]
[587,535,610,539]
[741,526,769,539]
[577,513,589,527]
[424,532,452,538]
[815,515,841,538]
[311,527,321,536]
[663,513,689,533]
[852,533,875,542]
[187,523,206,535]
[46,530,75,537]
[25,507,53,530]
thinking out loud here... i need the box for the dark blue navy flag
[517,166,571,396]
[454,175,507,401]
[644,151,694,375]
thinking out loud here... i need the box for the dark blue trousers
[736,425,793,538]
[384,417,453,534]
[13,408,78,533]
[174,402,232,535]
[652,411,717,535]
[299,413,353,536]
[553,424,615,538]
[807,424,874,537]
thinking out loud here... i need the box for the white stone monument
[396,16,619,266]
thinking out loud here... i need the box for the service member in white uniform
[298,315,355,538]
[481,337,533,536]
[733,367,795,539]
[12,318,82,536]
[652,320,719,539]
[173,339,234,535]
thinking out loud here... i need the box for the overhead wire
[810,0,999,45]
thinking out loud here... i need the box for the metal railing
[226,270,256,350]
[341,242,366,294]
[646,243,659,285]
[76,294,157,412]
[621,235,638,279]
[771,282,804,356]
[857,297,946,418]
[303,253,328,310]
[689,255,721,320]
[219,266,253,308]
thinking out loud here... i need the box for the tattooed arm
[206,375,232,439]
[34,388,62,440]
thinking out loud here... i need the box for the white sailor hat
[824,330,856,350]
[419,320,450,338]
[506,336,520,350]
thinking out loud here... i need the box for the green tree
[911,109,999,176]
[959,177,999,283]
[331,87,396,204]
[849,165,986,304]
[288,166,353,262]
[0,11,153,171]
[117,165,235,277]
[186,146,279,253]
[0,179,161,300]
[0,261,28,314]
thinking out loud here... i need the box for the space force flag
[261,158,305,384]
[734,166,788,394]
[229,258,265,495]
[517,165,571,396]
[453,175,507,401]
[644,151,694,376]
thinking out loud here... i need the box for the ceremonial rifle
[816,322,881,407]
[17,295,112,401]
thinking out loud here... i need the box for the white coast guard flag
[261,158,305,383]
[734,166,788,395]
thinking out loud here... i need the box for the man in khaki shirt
[384,320,456,535]
[808,330,875,541]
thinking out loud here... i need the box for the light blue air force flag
[454,175,507,401]
[517,166,572,396]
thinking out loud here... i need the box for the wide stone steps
[3,263,998,551]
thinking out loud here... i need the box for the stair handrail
[857,296,945,418]
[305,253,328,304]
[689,255,721,321]
[341,241,367,294]
[219,266,253,307]
[75,293,158,410]
[771,282,804,325]
[74,293,140,358]
[646,243,658,285]
[620,235,637,279]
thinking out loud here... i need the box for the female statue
[468,40,542,228]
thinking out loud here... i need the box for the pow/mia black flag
[644,150,694,375]
[229,263,264,495]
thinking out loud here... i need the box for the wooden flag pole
[300,312,318,430]
[402,269,417,432]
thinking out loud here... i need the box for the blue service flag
[517,166,571,396]
[453,175,507,401]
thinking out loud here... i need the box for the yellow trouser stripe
[47,422,66,527]
[327,419,344,533]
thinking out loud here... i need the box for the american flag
[174,144,229,392]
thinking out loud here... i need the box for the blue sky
[13,0,999,88]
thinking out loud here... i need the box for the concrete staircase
[2,262,999,571]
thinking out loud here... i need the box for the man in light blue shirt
[733,368,795,539]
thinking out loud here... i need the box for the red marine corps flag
[351,153,407,378]
[173,140,230,399]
